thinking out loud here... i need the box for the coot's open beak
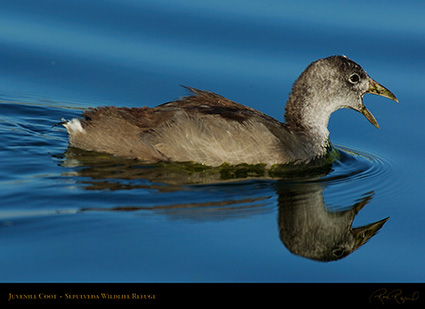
[360,79,398,129]
[353,217,389,249]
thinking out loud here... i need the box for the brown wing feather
[67,87,295,165]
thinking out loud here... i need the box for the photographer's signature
[369,288,419,305]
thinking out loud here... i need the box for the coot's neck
[284,93,336,156]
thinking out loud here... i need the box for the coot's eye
[349,73,360,84]
[332,248,345,258]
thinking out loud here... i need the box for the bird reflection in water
[56,147,389,262]
[276,182,388,262]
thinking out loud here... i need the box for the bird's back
[65,87,297,166]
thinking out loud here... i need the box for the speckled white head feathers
[284,55,398,135]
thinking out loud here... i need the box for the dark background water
[1,0,424,283]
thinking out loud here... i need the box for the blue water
[1,0,425,283]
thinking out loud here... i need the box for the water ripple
[318,145,400,203]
